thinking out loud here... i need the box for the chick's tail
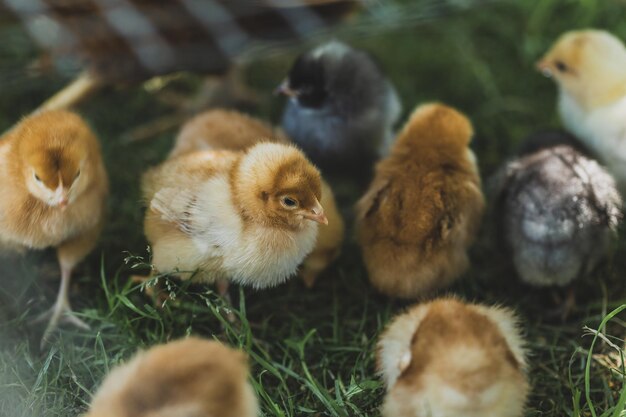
[431,344,526,414]
[363,239,468,298]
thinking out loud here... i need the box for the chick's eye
[555,61,568,72]
[34,173,42,182]
[281,197,299,209]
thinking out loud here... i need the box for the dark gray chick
[495,131,622,288]
[276,40,401,176]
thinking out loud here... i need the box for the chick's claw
[30,304,88,328]
[547,287,577,321]
[34,302,90,349]
[130,274,171,308]
[216,279,236,324]
[300,270,317,289]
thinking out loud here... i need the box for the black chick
[495,130,622,288]
[277,40,401,176]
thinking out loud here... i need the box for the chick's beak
[536,59,553,78]
[56,183,69,209]
[59,191,69,209]
[303,201,328,225]
[274,79,298,98]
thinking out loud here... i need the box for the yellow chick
[85,337,259,417]
[171,109,345,288]
[537,29,626,192]
[0,110,108,341]
[142,140,328,295]
[355,103,484,298]
[377,298,529,417]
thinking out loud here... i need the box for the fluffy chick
[355,103,484,298]
[85,337,258,417]
[537,29,626,193]
[0,110,108,341]
[170,109,289,157]
[171,109,345,288]
[277,40,402,174]
[494,131,622,288]
[142,141,328,293]
[377,298,528,417]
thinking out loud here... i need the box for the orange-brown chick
[170,109,345,287]
[355,103,484,298]
[377,298,528,417]
[0,110,108,342]
[85,337,259,417]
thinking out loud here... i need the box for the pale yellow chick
[355,103,484,298]
[142,140,327,295]
[0,110,108,342]
[85,337,259,417]
[538,29,626,192]
[377,298,529,417]
[171,109,345,288]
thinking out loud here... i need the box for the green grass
[1,0,626,416]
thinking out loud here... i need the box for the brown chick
[377,298,529,417]
[0,110,108,343]
[142,141,328,296]
[355,103,484,298]
[85,337,259,417]
[170,109,345,288]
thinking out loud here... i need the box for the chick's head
[279,49,328,108]
[397,103,473,151]
[277,41,385,112]
[537,30,626,105]
[235,143,327,228]
[16,111,100,209]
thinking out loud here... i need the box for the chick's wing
[150,187,199,235]
[361,166,482,252]
[360,175,457,245]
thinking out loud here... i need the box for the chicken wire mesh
[0,0,494,84]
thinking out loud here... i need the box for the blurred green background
[1,0,626,416]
